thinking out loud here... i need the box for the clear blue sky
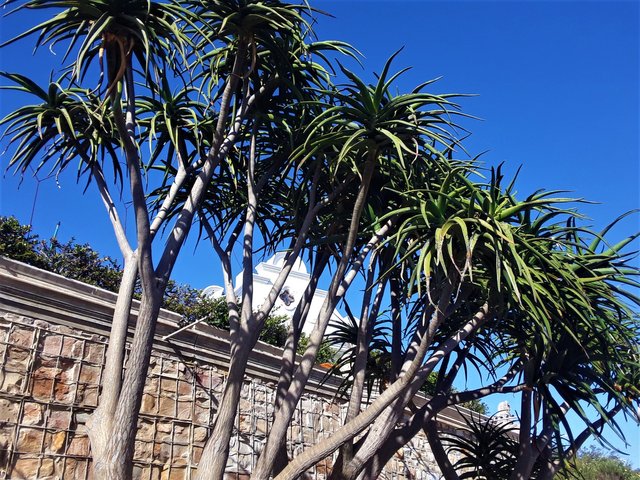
[1,0,638,467]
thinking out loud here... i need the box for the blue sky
[1,0,638,467]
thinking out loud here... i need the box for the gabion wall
[0,312,441,480]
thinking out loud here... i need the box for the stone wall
[0,313,351,479]
[0,257,463,480]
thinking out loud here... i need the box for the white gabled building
[203,252,348,335]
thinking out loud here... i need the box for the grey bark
[198,147,328,479]
[87,256,137,467]
[91,55,167,478]
[252,154,379,479]
[340,299,488,480]
[510,362,536,480]
[337,255,384,468]
[273,285,459,480]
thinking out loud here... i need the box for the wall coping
[0,255,480,430]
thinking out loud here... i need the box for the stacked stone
[0,312,442,480]
[1,313,100,479]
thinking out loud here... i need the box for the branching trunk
[252,154,379,479]
[155,37,249,285]
[90,53,162,479]
[365,359,524,478]
[335,255,388,475]
[364,395,448,479]
[510,365,535,480]
[274,284,461,480]
[93,294,164,478]
[87,256,137,465]
[339,299,488,480]
[86,158,138,458]
[148,73,276,240]
[197,117,258,480]
[275,252,329,409]
[199,143,329,480]
[257,225,390,477]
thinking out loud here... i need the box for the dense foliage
[560,448,640,480]
[1,216,122,290]
[0,216,44,267]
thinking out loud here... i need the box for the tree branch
[275,284,458,480]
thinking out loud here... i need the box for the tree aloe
[1,2,637,480]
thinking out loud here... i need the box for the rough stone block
[161,378,177,393]
[16,427,44,453]
[172,444,189,463]
[33,363,61,380]
[47,431,66,453]
[0,424,15,451]
[211,374,223,392]
[41,335,63,356]
[150,358,163,376]
[12,456,54,478]
[136,419,155,442]
[192,446,203,463]
[253,388,266,403]
[238,415,251,433]
[177,380,192,398]
[235,437,254,455]
[195,370,211,389]
[176,401,191,420]
[60,458,89,480]
[58,359,79,383]
[224,473,250,480]
[67,434,90,456]
[6,345,31,364]
[1,371,25,394]
[172,424,190,443]
[153,440,172,463]
[21,402,43,426]
[163,360,179,377]
[162,466,187,480]
[134,439,153,460]
[61,337,84,359]
[8,327,34,348]
[194,403,211,424]
[141,393,157,414]
[0,398,20,424]
[79,364,101,384]
[316,457,332,476]
[47,406,71,430]
[193,426,208,443]
[255,418,268,434]
[144,377,159,394]
[156,422,173,434]
[84,343,105,364]
[75,384,99,406]
[132,465,145,480]
[323,403,339,415]
[158,396,176,417]
[53,380,74,402]
[31,377,54,400]
[148,466,163,480]
[238,398,251,413]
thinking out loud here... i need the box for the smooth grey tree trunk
[92,292,163,479]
